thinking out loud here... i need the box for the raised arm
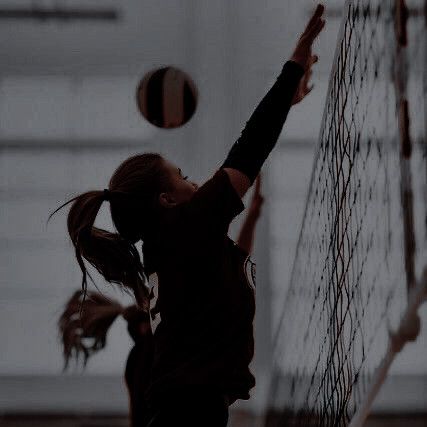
[237,175,264,254]
[223,4,326,198]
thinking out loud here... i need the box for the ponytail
[48,189,149,309]
[48,153,168,310]
[59,290,124,369]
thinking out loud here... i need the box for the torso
[143,170,257,403]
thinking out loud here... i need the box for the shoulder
[180,169,245,221]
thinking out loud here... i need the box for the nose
[192,182,199,191]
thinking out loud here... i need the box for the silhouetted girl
[51,5,325,425]
[58,176,264,426]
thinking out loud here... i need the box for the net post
[395,0,417,294]
[395,0,409,46]
[348,269,427,427]
[399,100,412,159]
[398,99,416,291]
[348,2,425,425]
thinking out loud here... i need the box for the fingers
[304,4,325,34]
[294,71,315,105]
[313,4,325,19]
[308,19,326,41]
[304,4,325,32]
[302,4,326,44]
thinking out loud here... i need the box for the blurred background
[0,0,425,426]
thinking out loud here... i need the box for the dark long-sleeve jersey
[144,60,305,405]
[222,60,304,183]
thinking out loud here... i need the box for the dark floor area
[0,410,258,427]
[1,413,427,427]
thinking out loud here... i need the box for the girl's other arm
[237,175,264,254]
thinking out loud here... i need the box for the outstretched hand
[291,4,326,105]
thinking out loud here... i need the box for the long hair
[48,153,171,308]
[59,290,153,427]
[59,290,150,369]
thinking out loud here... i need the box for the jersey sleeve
[179,168,245,233]
[221,61,305,184]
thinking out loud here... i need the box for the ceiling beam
[0,7,120,22]
[313,4,426,20]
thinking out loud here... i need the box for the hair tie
[103,188,110,202]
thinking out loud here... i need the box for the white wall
[1,0,426,416]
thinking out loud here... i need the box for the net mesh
[267,1,426,425]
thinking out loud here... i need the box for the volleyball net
[266,1,427,425]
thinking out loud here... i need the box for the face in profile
[158,159,198,208]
